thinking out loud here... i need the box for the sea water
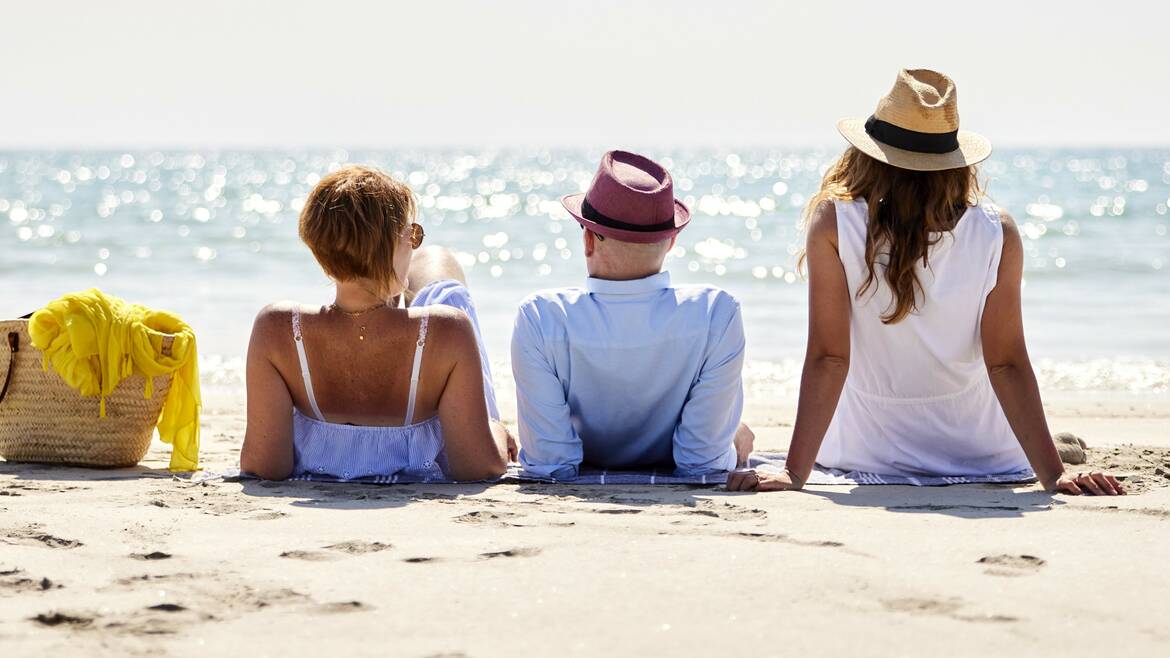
[2,149,1167,394]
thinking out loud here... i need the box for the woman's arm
[434,311,508,481]
[728,202,851,491]
[982,212,1122,495]
[240,307,296,480]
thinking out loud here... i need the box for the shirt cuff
[518,461,579,481]
[673,444,739,478]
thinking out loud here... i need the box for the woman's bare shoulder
[417,304,473,333]
[807,199,839,247]
[249,301,319,348]
[413,303,470,325]
[981,205,1021,251]
[255,301,327,321]
[413,305,477,355]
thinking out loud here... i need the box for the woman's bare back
[265,303,469,426]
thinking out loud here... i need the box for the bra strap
[403,313,429,425]
[291,310,326,421]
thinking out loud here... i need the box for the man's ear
[582,228,596,257]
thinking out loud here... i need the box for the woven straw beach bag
[0,318,172,468]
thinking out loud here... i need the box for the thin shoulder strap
[291,310,325,421]
[403,313,429,425]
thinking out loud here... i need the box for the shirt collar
[585,271,672,295]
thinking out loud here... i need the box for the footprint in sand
[280,541,393,561]
[2,529,83,549]
[455,507,575,528]
[453,510,526,524]
[104,605,199,636]
[479,547,541,560]
[129,551,173,561]
[30,611,94,629]
[883,596,1018,623]
[1,569,60,594]
[690,500,768,521]
[108,573,199,590]
[883,597,964,616]
[217,585,310,611]
[322,541,392,555]
[3,484,85,496]
[246,511,287,521]
[279,550,339,562]
[317,600,371,614]
[51,581,327,635]
[977,554,1046,577]
[733,532,844,548]
[31,607,189,637]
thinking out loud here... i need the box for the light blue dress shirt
[511,271,744,480]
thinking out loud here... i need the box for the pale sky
[2,0,1166,148]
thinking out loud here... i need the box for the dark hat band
[581,198,677,233]
[864,115,960,154]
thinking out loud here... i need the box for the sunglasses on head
[406,222,425,249]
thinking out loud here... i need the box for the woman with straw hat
[728,69,1123,495]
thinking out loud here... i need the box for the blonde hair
[803,147,983,324]
[298,165,416,298]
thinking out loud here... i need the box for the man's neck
[585,266,664,282]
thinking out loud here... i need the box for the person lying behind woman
[240,165,510,481]
[728,69,1122,495]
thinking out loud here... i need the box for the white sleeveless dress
[816,199,1031,477]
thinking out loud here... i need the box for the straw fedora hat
[561,150,690,244]
[837,68,992,172]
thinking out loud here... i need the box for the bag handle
[0,332,18,405]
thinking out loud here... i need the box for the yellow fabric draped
[28,289,201,471]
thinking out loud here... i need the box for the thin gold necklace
[329,302,387,341]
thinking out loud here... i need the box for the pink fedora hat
[561,150,690,244]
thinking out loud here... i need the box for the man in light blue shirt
[511,150,749,480]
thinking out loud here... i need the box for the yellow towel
[28,289,201,471]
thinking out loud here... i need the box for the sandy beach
[1,381,1168,657]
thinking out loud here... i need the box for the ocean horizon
[3,147,1168,395]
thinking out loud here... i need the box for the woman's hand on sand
[725,468,803,492]
[1049,471,1125,495]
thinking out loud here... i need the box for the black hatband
[864,115,959,154]
[581,198,678,232]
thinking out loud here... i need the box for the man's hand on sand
[507,433,519,463]
[734,422,755,468]
[491,420,519,463]
[1049,471,1125,495]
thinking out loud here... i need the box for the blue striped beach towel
[198,452,1035,487]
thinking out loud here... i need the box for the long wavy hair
[802,147,984,324]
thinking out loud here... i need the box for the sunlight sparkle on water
[2,149,1168,374]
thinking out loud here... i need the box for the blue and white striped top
[289,280,498,481]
